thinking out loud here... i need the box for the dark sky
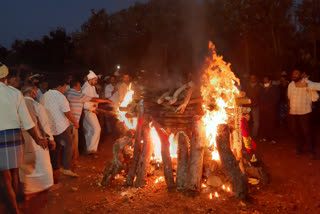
[0,0,147,49]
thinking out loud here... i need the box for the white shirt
[0,82,35,131]
[307,80,320,91]
[24,97,54,140]
[288,81,318,115]
[40,90,71,135]
[104,84,119,104]
[36,88,43,102]
[81,81,99,111]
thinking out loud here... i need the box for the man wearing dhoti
[0,63,48,214]
[20,86,56,195]
[81,70,102,153]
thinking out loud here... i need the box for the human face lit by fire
[292,70,302,83]
[250,75,257,84]
[30,87,38,99]
[110,76,116,85]
[89,77,98,86]
[122,75,130,85]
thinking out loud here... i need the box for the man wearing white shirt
[20,86,56,195]
[288,69,319,159]
[104,75,119,107]
[41,78,79,180]
[81,70,101,153]
[0,63,48,214]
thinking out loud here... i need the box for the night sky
[0,0,148,49]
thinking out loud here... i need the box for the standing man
[259,75,280,143]
[81,70,101,154]
[66,79,113,160]
[36,79,48,102]
[118,73,130,104]
[20,86,56,195]
[41,77,79,181]
[288,69,319,158]
[0,63,48,214]
[244,74,261,138]
[104,75,119,107]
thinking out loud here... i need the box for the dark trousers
[289,113,314,154]
[260,108,276,140]
[50,126,73,171]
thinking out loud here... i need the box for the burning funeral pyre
[101,41,269,200]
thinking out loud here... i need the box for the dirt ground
[2,126,320,214]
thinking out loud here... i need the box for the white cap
[87,70,97,80]
[0,63,9,78]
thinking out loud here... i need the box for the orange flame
[209,193,213,199]
[154,176,163,184]
[214,192,219,198]
[117,84,137,130]
[149,123,178,161]
[201,42,240,160]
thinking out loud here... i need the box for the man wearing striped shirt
[65,79,112,159]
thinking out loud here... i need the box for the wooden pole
[216,124,248,200]
[153,121,175,190]
[135,128,152,187]
[126,100,144,186]
[176,131,189,190]
[185,121,204,196]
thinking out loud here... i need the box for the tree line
[0,0,320,80]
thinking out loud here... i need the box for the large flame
[201,42,240,160]
[149,123,178,161]
[117,83,137,130]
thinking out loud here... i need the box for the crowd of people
[0,63,132,214]
[1,60,320,214]
[243,69,320,159]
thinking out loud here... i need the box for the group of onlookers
[243,69,320,159]
[0,63,131,214]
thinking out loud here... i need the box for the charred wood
[135,128,153,187]
[126,101,144,186]
[176,131,190,190]
[185,123,205,196]
[216,124,248,200]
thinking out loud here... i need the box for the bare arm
[91,97,114,105]
[64,111,79,128]
[27,127,48,149]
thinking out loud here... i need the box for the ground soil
[2,127,320,214]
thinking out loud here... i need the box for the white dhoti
[20,131,53,194]
[83,111,101,152]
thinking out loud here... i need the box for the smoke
[179,0,208,75]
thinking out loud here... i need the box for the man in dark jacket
[259,75,280,143]
[244,74,261,138]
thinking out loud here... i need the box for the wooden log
[185,122,205,196]
[176,131,189,190]
[135,128,152,187]
[153,121,175,190]
[126,100,144,186]
[101,134,133,185]
[216,124,248,200]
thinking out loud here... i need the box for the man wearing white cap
[81,70,102,153]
